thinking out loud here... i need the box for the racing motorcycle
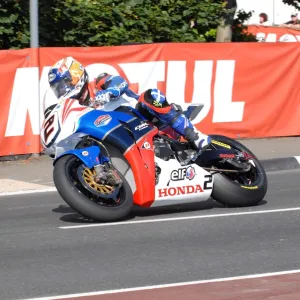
[41,96,268,222]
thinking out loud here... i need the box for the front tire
[209,135,268,207]
[53,155,133,222]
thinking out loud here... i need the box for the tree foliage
[43,0,227,46]
[232,9,256,42]
[0,0,255,49]
[0,0,29,49]
[282,0,300,9]
[0,0,227,49]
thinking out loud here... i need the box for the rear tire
[209,135,268,207]
[53,155,133,222]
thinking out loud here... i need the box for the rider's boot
[171,114,211,153]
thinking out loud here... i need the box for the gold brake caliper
[82,168,114,194]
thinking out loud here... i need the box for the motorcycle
[41,96,268,222]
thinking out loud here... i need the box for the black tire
[53,155,133,222]
[209,135,268,207]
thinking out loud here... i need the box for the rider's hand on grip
[95,90,112,106]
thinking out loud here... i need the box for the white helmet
[48,57,90,104]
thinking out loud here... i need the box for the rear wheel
[208,135,268,207]
[53,155,133,222]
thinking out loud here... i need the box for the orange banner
[0,48,40,156]
[1,43,300,156]
[247,25,300,42]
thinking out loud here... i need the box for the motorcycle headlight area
[54,133,88,158]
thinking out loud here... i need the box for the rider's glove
[105,87,121,98]
[94,87,121,105]
[95,90,112,106]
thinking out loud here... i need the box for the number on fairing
[43,112,61,147]
[204,175,213,190]
[44,115,55,143]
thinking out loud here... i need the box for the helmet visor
[50,77,75,99]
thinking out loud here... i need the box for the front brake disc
[76,165,120,199]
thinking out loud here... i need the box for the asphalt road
[1,169,300,299]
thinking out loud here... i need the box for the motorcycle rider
[47,56,211,153]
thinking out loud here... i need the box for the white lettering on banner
[5,68,40,137]
[85,63,119,81]
[165,61,186,104]
[191,61,213,125]
[267,33,277,42]
[213,60,244,123]
[256,32,300,42]
[119,61,165,94]
[164,60,213,123]
[278,34,300,42]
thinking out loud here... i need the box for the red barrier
[0,48,40,156]
[247,25,300,42]
[1,43,300,156]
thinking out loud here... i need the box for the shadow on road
[52,205,75,214]
[132,199,214,217]
[53,197,269,225]
[53,200,215,224]
[213,199,268,209]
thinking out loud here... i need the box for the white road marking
[0,178,56,195]
[0,187,56,197]
[21,268,300,300]
[59,206,300,229]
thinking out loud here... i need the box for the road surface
[1,169,300,299]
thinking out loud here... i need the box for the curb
[260,156,300,172]
[0,153,41,162]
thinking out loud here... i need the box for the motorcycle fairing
[76,110,155,154]
[41,99,91,152]
[152,157,213,207]
[56,145,108,169]
[124,128,158,207]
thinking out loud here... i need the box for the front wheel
[209,135,268,207]
[53,155,133,222]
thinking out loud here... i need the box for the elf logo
[171,166,195,181]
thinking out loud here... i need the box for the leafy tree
[43,0,226,46]
[0,0,227,49]
[216,0,256,42]
[0,0,29,49]
[231,9,256,42]
[282,0,300,9]
[39,0,65,47]
[3,0,294,49]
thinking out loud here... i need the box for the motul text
[5,59,244,138]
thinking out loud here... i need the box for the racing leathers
[88,73,211,152]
